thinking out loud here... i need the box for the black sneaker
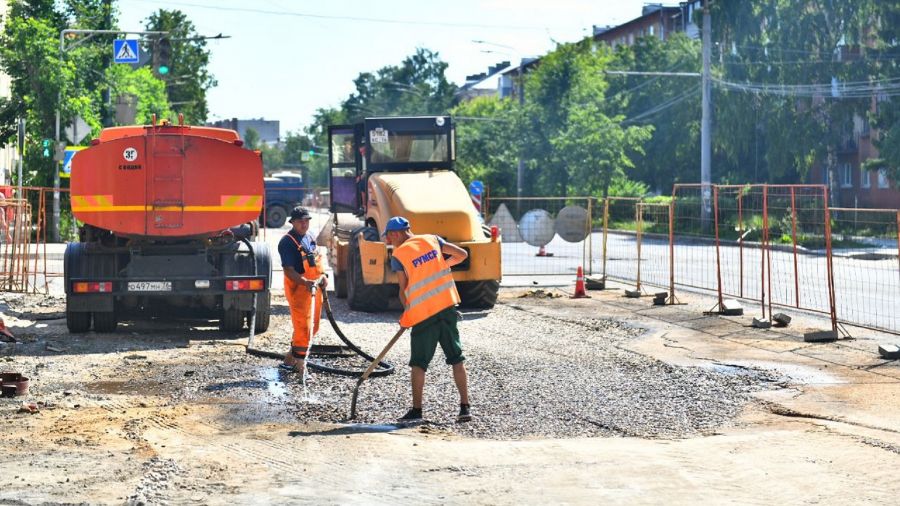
[399,408,423,422]
[456,404,472,423]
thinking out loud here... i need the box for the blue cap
[382,216,410,237]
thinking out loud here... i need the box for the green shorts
[409,306,465,371]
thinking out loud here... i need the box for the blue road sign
[469,180,484,196]
[60,146,86,179]
[113,39,139,64]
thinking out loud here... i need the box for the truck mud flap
[67,294,114,312]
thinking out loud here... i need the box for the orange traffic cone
[0,317,14,341]
[571,266,589,299]
[536,245,554,257]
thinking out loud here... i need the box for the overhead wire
[729,43,900,59]
[122,0,554,31]
[622,84,701,125]
[605,59,698,99]
[714,75,900,98]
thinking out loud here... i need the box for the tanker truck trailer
[65,116,271,333]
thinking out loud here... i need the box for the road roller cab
[321,116,502,312]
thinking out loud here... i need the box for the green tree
[304,49,459,188]
[864,1,900,186]
[520,40,652,197]
[712,0,882,188]
[143,9,216,124]
[0,0,105,187]
[258,143,283,172]
[451,96,517,196]
[607,33,701,192]
[343,48,458,122]
[305,107,347,187]
[106,64,172,124]
[243,127,260,150]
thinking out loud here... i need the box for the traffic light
[157,37,171,76]
[42,139,51,158]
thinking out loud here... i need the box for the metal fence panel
[671,185,721,297]
[636,202,671,292]
[830,208,900,333]
[599,197,642,284]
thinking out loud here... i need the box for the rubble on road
[0,291,784,442]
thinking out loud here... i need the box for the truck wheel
[93,311,118,333]
[334,271,348,298]
[220,306,245,331]
[247,291,271,332]
[347,226,390,312]
[456,280,500,309]
[266,205,288,228]
[66,311,91,333]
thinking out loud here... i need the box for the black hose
[318,288,395,377]
[242,245,395,377]
[240,237,258,344]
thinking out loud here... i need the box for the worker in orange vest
[277,207,327,374]
[383,216,472,423]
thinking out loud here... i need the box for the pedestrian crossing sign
[113,39,139,64]
[60,146,87,179]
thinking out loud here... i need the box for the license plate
[127,281,172,292]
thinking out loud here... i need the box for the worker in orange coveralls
[277,207,327,374]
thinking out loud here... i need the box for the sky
[117,0,664,135]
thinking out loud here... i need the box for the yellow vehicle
[320,116,501,311]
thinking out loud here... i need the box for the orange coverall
[283,235,324,359]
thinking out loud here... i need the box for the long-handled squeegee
[349,326,407,419]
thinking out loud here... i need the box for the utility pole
[516,58,525,208]
[16,118,24,201]
[473,40,528,209]
[701,0,712,225]
[101,0,113,127]
[605,1,712,221]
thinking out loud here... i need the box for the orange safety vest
[392,235,460,328]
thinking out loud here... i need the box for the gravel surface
[225,296,782,439]
[1,291,782,441]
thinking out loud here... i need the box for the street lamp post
[473,40,528,207]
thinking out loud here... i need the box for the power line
[722,57,900,66]
[714,75,900,98]
[453,116,511,123]
[122,0,554,31]
[622,85,701,125]
[730,43,900,58]
[605,61,697,99]
[606,70,700,77]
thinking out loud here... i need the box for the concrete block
[751,317,772,329]
[585,277,605,291]
[721,299,744,316]
[878,344,900,360]
[624,290,641,298]
[654,292,668,299]
[652,296,667,306]
[804,330,838,343]
[772,313,792,327]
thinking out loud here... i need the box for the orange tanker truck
[65,116,271,333]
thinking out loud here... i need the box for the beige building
[0,0,18,187]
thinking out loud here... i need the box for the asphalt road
[498,230,899,333]
[17,213,900,333]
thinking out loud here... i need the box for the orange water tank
[71,123,263,238]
